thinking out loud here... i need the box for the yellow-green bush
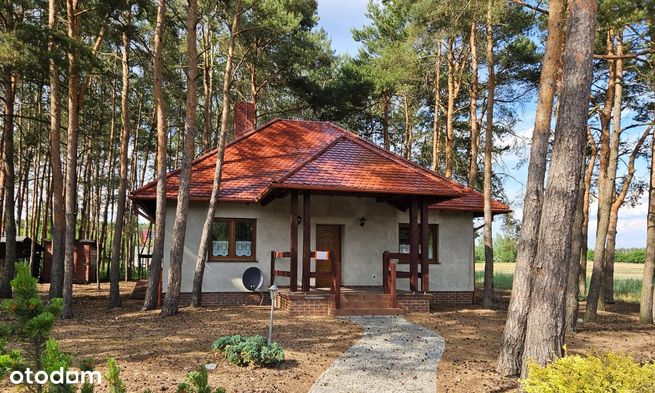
[523,353,655,393]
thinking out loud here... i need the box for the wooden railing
[270,250,339,307]
[383,251,424,295]
[383,260,398,308]
[270,251,292,286]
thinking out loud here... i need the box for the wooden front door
[315,225,341,288]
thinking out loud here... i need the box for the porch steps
[335,292,404,316]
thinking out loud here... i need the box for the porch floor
[277,286,431,316]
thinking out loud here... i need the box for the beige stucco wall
[161,195,475,293]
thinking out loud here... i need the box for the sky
[316,0,649,249]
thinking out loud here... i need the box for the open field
[3,283,362,393]
[476,262,644,302]
[476,261,644,279]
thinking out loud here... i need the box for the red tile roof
[130,119,510,214]
[430,189,511,215]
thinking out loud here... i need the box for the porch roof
[130,119,510,218]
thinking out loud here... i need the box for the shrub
[211,335,284,367]
[522,353,655,393]
[106,358,126,393]
[176,366,225,393]
[587,248,646,263]
[475,235,518,263]
[41,338,75,393]
[0,262,65,389]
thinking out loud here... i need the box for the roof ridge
[274,134,346,184]
[131,118,284,197]
[327,122,467,193]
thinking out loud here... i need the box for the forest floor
[409,289,655,393]
[37,282,362,393]
[5,278,651,393]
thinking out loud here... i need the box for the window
[208,219,256,261]
[398,224,439,264]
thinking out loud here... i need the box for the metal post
[268,284,279,345]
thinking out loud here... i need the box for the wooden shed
[0,236,44,277]
[41,240,97,284]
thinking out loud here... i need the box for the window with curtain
[208,218,256,261]
[398,223,439,263]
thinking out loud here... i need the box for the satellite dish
[242,267,264,291]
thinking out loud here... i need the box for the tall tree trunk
[565,152,588,333]
[142,0,167,311]
[98,67,118,288]
[586,31,624,321]
[0,75,18,298]
[382,92,390,151]
[468,21,480,187]
[201,21,214,153]
[431,42,441,171]
[640,128,655,324]
[0,134,4,237]
[482,0,495,309]
[109,8,131,308]
[604,126,650,303]
[62,0,82,319]
[520,0,596,375]
[402,95,412,159]
[191,0,241,307]
[445,39,455,178]
[579,129,596,296]
[161,0,199,317]
[496,0,565,375]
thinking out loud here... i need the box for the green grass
[475,271,643,303]
[613,278,642,303]
[475,271,514,290]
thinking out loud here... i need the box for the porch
[276,286,432,316]
[268,189,438,316]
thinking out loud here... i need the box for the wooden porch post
[409,195,419,292]
[289,190,298,292]
[420,197,430,293]
[302,191,311,292]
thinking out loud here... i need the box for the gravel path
[309,316,445,393]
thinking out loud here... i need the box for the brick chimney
[234,101,255,139]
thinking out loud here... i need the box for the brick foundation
[429,291,474,306]
[165,292,271,306]
[278,291,335,316]
[397,293,431,313]
[162,290,473,314]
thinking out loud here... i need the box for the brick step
[334,307,404,316]
[340,293,391,302]
[340,299,394,309]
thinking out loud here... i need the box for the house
[130,109,510,316]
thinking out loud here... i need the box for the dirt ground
[409,291,655,393]
[4,283,654,393]
[12,282,362,393]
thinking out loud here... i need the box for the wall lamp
[360,217,366,227]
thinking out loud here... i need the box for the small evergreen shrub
[523,353,655,393]
[106,358,126,393]
[176,366,225,393]
[211,335,284,367]
[41,338,75,393]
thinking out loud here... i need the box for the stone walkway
[309,316,445,393]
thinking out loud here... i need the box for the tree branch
[511,0,549,15]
